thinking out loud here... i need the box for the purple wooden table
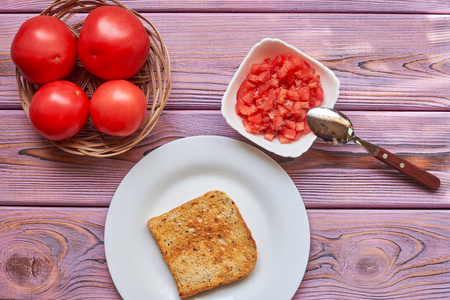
[0,1,449,299]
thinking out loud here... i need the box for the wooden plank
[1,0,449,13]
[0,207,120,299]
[1,13,450,110]
[0,207,448,299]
[296,209,450,299]
[0,110,448,208]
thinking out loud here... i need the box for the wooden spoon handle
[373,147,440,190]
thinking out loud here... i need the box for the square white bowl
[221,38,340,158]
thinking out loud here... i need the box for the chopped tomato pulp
[236,52,324,144]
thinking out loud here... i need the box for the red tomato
[10,16,77,85]
[78,6,150,80]
[90,80,147,137]
[236,52,324,144]
[29,81,89,141]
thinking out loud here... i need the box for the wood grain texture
[1,0,449,299]
[1,0,450,13]
[0,208,448,299]
[0,207,120,299]
[1,13,450,110]
[296,210,450,299]
[0,110,448,208]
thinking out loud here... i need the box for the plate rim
[104,135,310,299]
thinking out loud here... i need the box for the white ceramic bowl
[221,38,340,158]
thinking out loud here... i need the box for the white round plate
[105,136,310,300]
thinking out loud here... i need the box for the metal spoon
[306,107,440,190]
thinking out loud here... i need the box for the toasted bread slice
[147,190,257,298]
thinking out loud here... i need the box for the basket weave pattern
[16,0,171,157]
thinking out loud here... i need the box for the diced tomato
[283,99,294,111]
[256,88,277,111]
[262,114,271,124]
[241,91,254,105]
[257,80,271,95]
[264,132,275,141]
[282,52,292,61]
[295,121,305,131]
[282,128,296,140]
[298,109,307,121]
[299,86,310,101]
[278,135,292,144]
[303,120,312,134]
[242,119,259,134]
[282,60,294,73]
[278,88,288,101]
[309,74,321,86]
[312,86,324,105]
[277,105,289,117]
[309,86,324,108]
[310,97,323,108]
[264,120,275,132]
[272,116,284,130]
[284,75,295,87]
[237,80,256,100]
[248,112,263,124]
[250,63,273,75]
[247,73,259,83]
[285,119,296,129]
[248,71,271,83]
[268,109,277,120]
[290,56,307,71]
[294,79,303,88]
[271,54,283,67]
[237,102,257,116]
[269,77,279,88]
[304,68,315,80]
[257,71,271,83]
[287,90,300,101]
[316,96,324,107]
[301,101,310,109]
[266,88,277,102]
[276,66,288,80]
[236,51,323,144]
[256,96,273,111]
[295,68,314,81]
[293,130,302,141]
[291,101,303,115]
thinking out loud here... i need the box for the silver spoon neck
[354,136,378,155]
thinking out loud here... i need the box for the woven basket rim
[17,0,171,157]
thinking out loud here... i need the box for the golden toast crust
[147,190,257,298]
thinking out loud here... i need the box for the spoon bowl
[306,107,355,145]
[306,107,440,190]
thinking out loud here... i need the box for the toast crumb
[147,190,257,298]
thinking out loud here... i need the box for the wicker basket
[16,0,171,157]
